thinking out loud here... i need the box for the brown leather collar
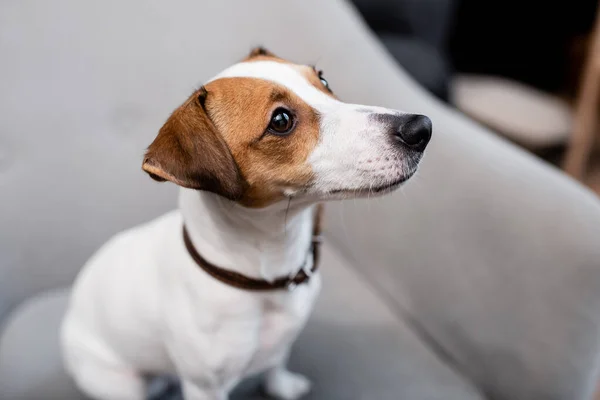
[182,205,323,291]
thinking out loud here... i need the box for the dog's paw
[265,369,312,400]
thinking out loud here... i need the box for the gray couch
[2,1,600,399]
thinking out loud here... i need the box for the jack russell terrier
[61,48,432,400]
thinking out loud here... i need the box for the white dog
[61,48,432,400]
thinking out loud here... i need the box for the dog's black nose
[394,114,432,152]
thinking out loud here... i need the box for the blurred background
[352,0,600,192]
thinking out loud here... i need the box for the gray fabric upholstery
[1,0,600,399]
[0,246,483,400]
[0,290,85,400]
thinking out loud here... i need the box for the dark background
[352,0,598,101]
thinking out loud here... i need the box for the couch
[1,1,600,399]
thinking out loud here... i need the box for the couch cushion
[0,245,483,400]
[0,290,84,400]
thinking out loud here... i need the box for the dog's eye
[318,70,331,92]
[268,108,294,135]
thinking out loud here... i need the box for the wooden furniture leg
[563,8,600,179]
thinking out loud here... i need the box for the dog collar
[182,206,323,292]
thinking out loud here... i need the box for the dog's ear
[142,89,246,200]
[247,46,276,58]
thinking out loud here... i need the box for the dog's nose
[394,114,432,152]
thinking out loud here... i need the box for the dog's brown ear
[247,46,276,58]
[142,91,246,200]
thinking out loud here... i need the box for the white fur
[62,60,420,400]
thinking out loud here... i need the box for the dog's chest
[246,281,320,373]
[180,275,321,382]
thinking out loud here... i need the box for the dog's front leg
[264,353,312,400]
[181,379,227,400]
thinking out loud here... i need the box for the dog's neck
[179,189,316,282]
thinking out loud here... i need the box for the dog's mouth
[329,175,411,196]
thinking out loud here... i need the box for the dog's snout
[394,114,432,152]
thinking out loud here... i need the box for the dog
[61,47,432,400]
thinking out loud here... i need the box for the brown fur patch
[142,94,246,200]
[294,66,336,98]
[247,46,275,58]
[204,77,320,207]
[243,47,287,64]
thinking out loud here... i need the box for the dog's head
[143,48,431,207]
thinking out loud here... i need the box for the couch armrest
[322,9,600,397]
